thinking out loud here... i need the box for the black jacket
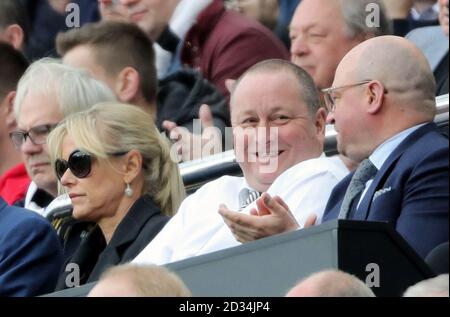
[55,195,168,290]
[157,69,230,135]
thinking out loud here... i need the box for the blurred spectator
[105,0,289,101]
[0,0,28,51]
[286,270,375,297]
[49,103,185,289]
[290,0,392,91]
[88,264,191,297]
[227,0,300,48]
[383,0,439,36]
[56,21,229,135]
[98,0,129,21]
[0,197,63,296]
[228,0,280,30]
[411,0,440,21]
[0,43,30,205]
[180,0,289,100]
[132,60,348,265]
[23,0,99,60]
[407,0,449,95]
[12,59,115,214]
[403,274,449,297]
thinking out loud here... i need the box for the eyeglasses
[55,149,127,181]
[9,124,58,149]
[321,80,384,113]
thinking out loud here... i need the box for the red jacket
[0,163,31,205]
[181,0,289,101]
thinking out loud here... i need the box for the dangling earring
[125,182,133,197]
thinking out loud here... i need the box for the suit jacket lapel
[356,123,437,220]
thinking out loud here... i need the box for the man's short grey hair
[13,58,116,120]
[404,274,449,297]
[340,0,393,39]
[232,59,321,118]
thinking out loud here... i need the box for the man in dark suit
[0,197,63,296]
[321,35,448,259]
[221,35,448,260]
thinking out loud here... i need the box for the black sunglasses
[55,149,127,181]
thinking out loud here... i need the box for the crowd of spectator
[0,0,448,297]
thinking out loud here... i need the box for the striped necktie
[338,159,378,219]
[238,188,261,211]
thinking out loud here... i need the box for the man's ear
[115,67,140,103]
[3,91,17,130]
[4,24,24,50]
[366,81,385,115]
[122,149,143,184]
[315,107,327,136]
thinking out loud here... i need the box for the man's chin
[33,177,57,197]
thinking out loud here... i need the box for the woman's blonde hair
[48,102,185,216]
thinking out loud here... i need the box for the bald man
[320,36,448,259]
[286,270,375,297]
[226,36,449,259]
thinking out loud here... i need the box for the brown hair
[0,43,28,99]
[56,21,157,104]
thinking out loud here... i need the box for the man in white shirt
[133,59,349,265]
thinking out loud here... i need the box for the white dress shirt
[133,156,349,265]
[24,182,46,216]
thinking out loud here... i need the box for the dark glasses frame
[55,149,127,181]
[9,124,58,149]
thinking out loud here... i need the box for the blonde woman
[48,102,185,289]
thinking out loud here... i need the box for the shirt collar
[369,123,428,170]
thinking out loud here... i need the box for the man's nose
[20,137,43,155]
[290,37,309,58]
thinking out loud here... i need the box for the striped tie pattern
[238,188,261,211]
[338,159,378,219]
